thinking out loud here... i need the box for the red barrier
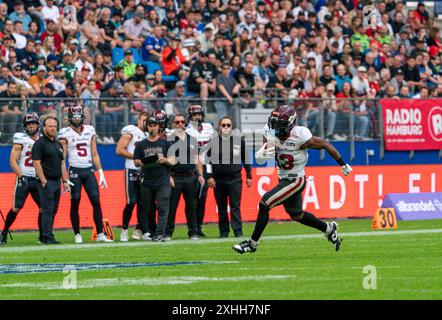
[1,165,441,231]
[381,99,442,150]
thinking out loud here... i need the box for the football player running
[59,105,113,243]
[1,113,42,244]
[233,105,352,254]
[116,112,149,241]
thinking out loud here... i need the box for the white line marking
[0,228,441,253]
[0,275,297,290]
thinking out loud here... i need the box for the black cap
[66,81,76,91]
[396,69,404,75]
[172,36,181,41]
[13,1,23,6]
[45,83,55,90]
[166,6,175,13]
[124,48,133,55]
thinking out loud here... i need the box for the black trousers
[166,175,198,237]
[139,183,171,236]
[196,169,209,232]
[213,176,243,236]
[37,179,61,240]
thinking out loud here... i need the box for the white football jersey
[186,122,213,164]
[12,132,38,177]
[263,125,313,178]
[121,125,147,170]
[58,125,96,168]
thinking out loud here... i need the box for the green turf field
[0,219,441,300]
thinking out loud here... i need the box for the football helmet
[268,105,297,139]
[68,105,85,127]
[22,112,40,135]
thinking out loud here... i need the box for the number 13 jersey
[58,125,96,168]
[12,132,38,177]
[263,124,312,179]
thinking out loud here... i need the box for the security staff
[133,113,175,242]
[32,115,69,244]
[206,117,252,238]
[165,114,205,240]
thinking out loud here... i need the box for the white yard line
[0,275,297,290]
[0,228,441,254]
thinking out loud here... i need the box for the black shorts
[68,167,100,200]
[262,176,306,217]
[13,176,41,209]
[124,169,141,205]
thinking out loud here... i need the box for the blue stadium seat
[132,49,142,64]
[112,47,124,66]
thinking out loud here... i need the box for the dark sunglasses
[174,120,185,124]
[221,123,232,128]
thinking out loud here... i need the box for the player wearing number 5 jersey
[1,113,42,245]
[233,105,353,254]
[59,105,113,243]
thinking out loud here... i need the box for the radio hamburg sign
[381,99,442,150]
[382,192,442,220]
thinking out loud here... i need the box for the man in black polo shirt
[134,113,175,242]
[165,114,205,240]
[32,116,69,244]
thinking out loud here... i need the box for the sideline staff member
[32,116,69,244]
[207,116,252,238]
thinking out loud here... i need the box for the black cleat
[232,239,257,254]
[197,230,207,237]
[40,238,61,245]
[0,232,7,245]
[326,221,342,252]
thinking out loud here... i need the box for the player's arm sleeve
[12,133,24,146]
[299,127,313,146]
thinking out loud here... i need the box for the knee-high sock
[2,209,18,233]
[251,202,270,242]
[122,203,136,229]
[91,196,104,233]
[298,211,328,233]
[70,198,81,235]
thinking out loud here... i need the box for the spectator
[335,81,352,140]
[0,81,21,143]
[41,0,60,24]
[402,55,422,94]
[187,51,217,100]
[40,19,63,53]
[98,7,122,50]
[351,93,369,140]
[142,24,166,63]
[32,83,56,115]
[123,11,150,48]
[117,48,136,78]
[12,20,26,49]
[8,1,31,31]
[80,10,103,48]
[60,50,77,81]
[162,37,185,77]
[127,64,146,83]
[199,26,215,52]
[28,65,48,94]
[75,48,95,76]
[215,62,241,118]
[351,66,370,96]
[46,65,66,94]
[99,81,125,142]
[166,80,189,115]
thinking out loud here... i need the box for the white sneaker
[120,229,129,242]
[74,233,83,244]
[97,233,114,243]
[132,228,142,240]
[142,232,152,241]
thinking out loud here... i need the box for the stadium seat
[112,47,124,66]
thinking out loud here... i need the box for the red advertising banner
[0,165,441,232]
[381,99,442,150]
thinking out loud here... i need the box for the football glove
[341,164,353,176]
[98,169,107,189]
[255,143,276,160]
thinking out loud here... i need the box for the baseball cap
[55,65,62,71]
[62,49,72,56]
[326,83,335,91]
[172,36,181,42]
[175,80,185,87]
[124,48,133,55]
[134,12,144,18]
[183,39,195,47]
[146,74,155,80]
[112,81,124,92]
[396,69,404,75]
[12,62,21,70]
[66,81,76,91]
[166,6,175,13]
[204,26,213,32]
[357,2,363,10]
[47,53,58,62]
[69,39,79,46]
[37,65,47,72]
[45,83,55,90]
[357,66,367,72]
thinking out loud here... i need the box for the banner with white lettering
[381,99,442,150]
[382,192,442,220]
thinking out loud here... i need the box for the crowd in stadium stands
[0,0,442,143]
